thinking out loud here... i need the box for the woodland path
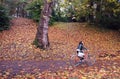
[0,18,120,78]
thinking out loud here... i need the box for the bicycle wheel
[85,53,96,66]
[70,54,82,66]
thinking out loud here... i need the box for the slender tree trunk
[36,0,54,49]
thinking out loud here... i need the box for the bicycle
[70,50,96,66]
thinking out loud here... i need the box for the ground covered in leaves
[0,18,120,79]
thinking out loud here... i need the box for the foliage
[99,0,120,30]
[4,0,17,15]
[61,0,89,22]
[1,0,120,30]
[71,0,89,22]
[26,0,89,23]
[26,0,43,22]
[26,0,54,25]
[49,15,56,25]
[52,0,69,22]
[0,5,10,31]
[88,0,120,30]
[32,38,39,47]
[99,13,120,30]
[0,0,32,17]
[51,8,68,22]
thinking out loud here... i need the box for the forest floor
[0,18,120,79]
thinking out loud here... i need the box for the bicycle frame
[70,51,96,66]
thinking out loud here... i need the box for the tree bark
[36,0,53,49]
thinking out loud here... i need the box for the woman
[76,41,87,61]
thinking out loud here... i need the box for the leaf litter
[0,18,120,79]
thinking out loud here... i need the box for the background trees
[1,0,120,30]
[98,0,120,30]
[0,5,10,31]
[88,0,120,30]
[0,0,120,48]
[1,0,118,30]
[0,0,32,31]
[26,0,43,22]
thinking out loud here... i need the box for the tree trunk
[36,0,53,49]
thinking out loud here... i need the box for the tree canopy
[1,0,120,30]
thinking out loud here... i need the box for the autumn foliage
[0,18,120,78]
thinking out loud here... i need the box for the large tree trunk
[36,0,53,49]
